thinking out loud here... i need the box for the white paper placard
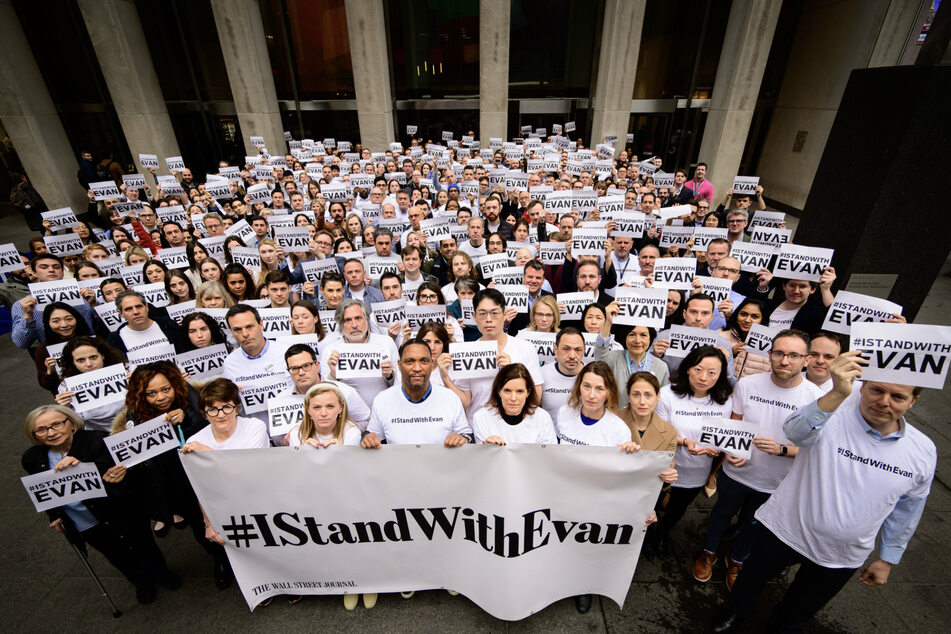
[611,211,646,239]
[133,282,170,308]
[667,326,722,360]
[692,228,729,252]
[479,253,511,277]
[122,173,146,190]
[165,156,186,171]
[652,258,696,290]
[749,226,791,247]
[538,242,567,265]
[64,363,128,413]
[693,276,732,305]
[557,292,597,320]
[822,291,903,335]
[28,279,84,308]
[335,343,383,379]
[0,243,23,273]
[41,207,79,230]
[731,242,778,273]
[127,343,176,369]
[267,394,305,438]
[259,307,293,340]
[774,245,834,283]
[176,344,228,380]
[239,374,292,415]
[104,415,179,467]
[43,233,84,257]
[365,256,399,281]
[371,299,407,326]
[851,323,951,390]
[748,210,785,229]
[449,341,498,380]
[21,462,107,513]
[571,227,607,257]
[614,287,668,328]
[696,418,755,460]
[94,302,123,332]
[273,226,311,254]
[658,204,693,222]
[659,225,695,249]
[745,323,782,356]
[406,305,447,331]
[89,180,121,201]
[139,153,159,169]
[496,284,530,314]
[731,176,760,195]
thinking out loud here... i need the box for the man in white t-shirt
[713,351,936,633]
[539,328,585,418]
[694,330,822,588]
[805,331,841,394]
[222,304,294,431]
[458,217,487,259]
[321,299,399,407]
[362,339,471,447]
[107,290,179,355]
[276,344,371,433]
[456,289,544,421]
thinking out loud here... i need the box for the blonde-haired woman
[124,245,151,267]
[256,238,286,289]
[525,295,560,333]
[195,281,235,309]
[287,383,374,611]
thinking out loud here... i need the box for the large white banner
[182,445,670,619]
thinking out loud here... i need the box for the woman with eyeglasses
[397,282,463,344]
[22,404,179,604]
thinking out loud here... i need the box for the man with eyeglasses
[138,207,159,233]
[694,200,713,226]
[694,256,747,331]
[725,211,749,244]
[694,329,821,588]
[275,344,371,438]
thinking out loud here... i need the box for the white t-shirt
[320,332,400,408]
[724,373,824,493]
[810,376,833,395]
[223,340,294,425]
[457,335,544,421]
[350,287,365,302]
[368,383,471,444]
[538,363,578,419]
[459,240,487,259]
[756,405,936,568]
[186,416,270,450]
[471,406,557,445]
[287,420,361,447]
[120,321,170,354]
[655,385,733,489]
[768,306,799,329]
[555,405,631,447]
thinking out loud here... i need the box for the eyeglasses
[698,205,709,210]
[476,309,502,319]
[727,219,745,224]
[715,266,741,275]
[769,351,805,362]
[287,361,316,375]
[418,293,439,301]
[33,419,68,437]
[204,404,237,416]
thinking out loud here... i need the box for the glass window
[634,0,732,99]
[387,0,480,99]
[508,0,601,99]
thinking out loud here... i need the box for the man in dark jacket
[9,173,47,231]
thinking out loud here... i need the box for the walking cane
[63,534,123,618]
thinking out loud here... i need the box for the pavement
[0,205,948,633]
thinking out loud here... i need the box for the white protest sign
[571,227,607,257]
[365,256,399,281]
[133,282,170,308]
[336,343,383,379]
[156,205,188,226]
[748,210,785,229]
[774,245,833,283]
[692,228,729,252]
[572,191,597,213]
[21,463,107,513]
[732,176,759,195]
[139,154,159,169]
[745,323,782,356]
[230,246,261,272]
[371,299,407,326]
[693,276,732,305]
[41,207,79,230]
[822,291,902,336]
[612,212,646,239]
[658,204,693,222]
[557,292,597,320]
[420,217,452,244]
[479,253,510,278]
[319,310,339,337]
[267,395,305,438]
[597,195,626,218]
[165,156,186,171]
[659,225,694,249]
[300,258,339,283]
[28,279,84,307]
[43,233,84,257]
[157,246,189,270]
[180,443,668,618]
[176,344,228,380]
[697,419,755,460]
[851,323,951,390]
[94,302,123,332]
[104,415,179,467]
[122,173,146,190]
[74,278,102,306]
[406,125,418,135]
[496,284,530,314]
[614,287,668,328]
[517,330,557,363]
[89,180,121,201]
[652,258,696,290]
[127,343,177,369]
[0,243,23,273]
[667,326,722,360]
[544,190,573,214]
[246,183,272,204]
[492,266,524,286]
[273,226,311,254]
[259,307,294,340]
[449,341,498,380]
[64,363,128,413]
[732,242,778,273]
[113,200,144,217]
[749,226,791,248]
[406,305,447,331]
[539,242,567,265]
[240,374,292,415]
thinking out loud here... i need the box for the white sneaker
[400,591,415,599]
[363,593,378,609]
[343,594,358,610]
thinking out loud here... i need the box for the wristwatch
[780,445,788,456]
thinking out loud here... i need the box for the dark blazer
[765,295,829,336]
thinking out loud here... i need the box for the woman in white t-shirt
[472,363,556,445]
[653,346,734,557]
[287,382,361,448]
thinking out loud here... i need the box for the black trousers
[80,519,169,590]
[730,523,857,633]
[703,471,771,561]
[656,485,702,536]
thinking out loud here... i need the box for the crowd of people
[6,132,936,631]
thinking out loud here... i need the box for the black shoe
[158,571,182,591]
[574,594,593,614]
[642,528,656,562]
[153,522,171,538]
[712,605,743,633]
[656,532,669,559]
[136,584,157,605]
[214,557,232,590]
